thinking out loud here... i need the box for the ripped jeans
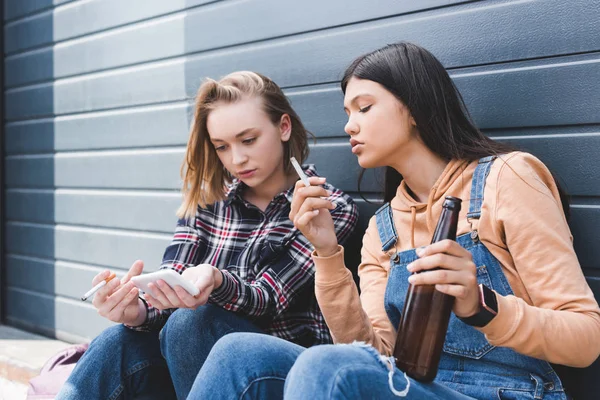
[187,333,472,400]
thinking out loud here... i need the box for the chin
[356,155,378,169]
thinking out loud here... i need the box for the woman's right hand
[289,177,339,257]
[91,260,147,327]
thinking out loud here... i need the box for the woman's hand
[144,264,221,310]
[92,260,147,326]
[406,240,480,318]
[289,177,338,257]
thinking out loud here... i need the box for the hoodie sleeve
[479,153,600,367]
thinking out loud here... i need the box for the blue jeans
[188,332,304,399]
[57,305,263,400]
[188,333,472,400]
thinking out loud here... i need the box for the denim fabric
[375,156,566,399]
[56,304,263,400]
[188,332,305,400]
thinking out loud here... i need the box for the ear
[409,114,416,127]
[279,114,292,142]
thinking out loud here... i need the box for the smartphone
[131,269,200,297]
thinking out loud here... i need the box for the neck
[389,143,448,203]
[244,168,296,211]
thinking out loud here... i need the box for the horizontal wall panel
[6,190,181,233]
[5,0,472,87]
[3,0,74,22]
[6,67,600,156]
[5,149,185,189]
[4,0,597,92]
[503,134,600,197]
[5,289,115,341]
[6,135,600,196]
[5,103,191,154]
[5,222,170,269]
[6,256,115,300]
[7,46,600,127]
[4,0,218,55]
[456,56,600,129]
[6,60,187,120]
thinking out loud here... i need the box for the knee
[287,345,359,387]
[160,305,232,354]
[89,325,132,351]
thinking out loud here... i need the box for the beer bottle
[393,196,462,382]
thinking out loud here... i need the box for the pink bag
[26,343,89,400]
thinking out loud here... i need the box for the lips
[237,169,256,179]
[350,138,364,154]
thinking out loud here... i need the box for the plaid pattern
[131,165,358,347]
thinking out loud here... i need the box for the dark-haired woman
[187,43,600,400]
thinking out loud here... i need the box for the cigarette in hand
[290,157,310,187]
[81,272,117,301]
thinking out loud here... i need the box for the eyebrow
[343,93,373,110]
[211,128,257,143]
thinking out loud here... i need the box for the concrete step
[0,325,72,388]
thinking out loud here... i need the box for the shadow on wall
[3,0,56,337]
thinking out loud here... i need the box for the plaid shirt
[131,165,358,347]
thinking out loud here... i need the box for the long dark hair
[341,42,569,217]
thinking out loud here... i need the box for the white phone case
[131,269,200,297]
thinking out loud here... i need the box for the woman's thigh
[285,342,473,400]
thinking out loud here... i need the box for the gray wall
[2,0,599,356]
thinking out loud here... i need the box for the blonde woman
[57,72,358,400]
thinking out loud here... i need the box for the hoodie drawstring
[409,206,417,249]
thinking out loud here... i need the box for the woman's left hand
[144,264,221,310]
[407,240,480,318]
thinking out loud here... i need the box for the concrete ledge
[0,325,72,385]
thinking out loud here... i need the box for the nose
[344,116,359,136]
[231,145,248,166]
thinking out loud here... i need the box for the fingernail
[407,263,414,271]
[408,275,416,284]
[319,177,326,181]
[416,247,425,257]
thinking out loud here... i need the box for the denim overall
[376,156,567,399]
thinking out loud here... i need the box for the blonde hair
[177,71,311,219]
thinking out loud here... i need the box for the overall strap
[467,155,497,232]
[375,203,398,252]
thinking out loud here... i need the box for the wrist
[314,244,339,258]
[458,284,498,327]
[212,267,223,289]
[128,298,148,327]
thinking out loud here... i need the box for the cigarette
[290,157,310,187]
[81,272,117,301]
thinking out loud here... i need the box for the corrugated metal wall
[2,0,599,358]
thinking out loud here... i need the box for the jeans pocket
[443,264,495,359]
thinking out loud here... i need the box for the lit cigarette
[290,157,310,187]
[81,272,117,301]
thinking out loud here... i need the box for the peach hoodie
[313,152,600,367]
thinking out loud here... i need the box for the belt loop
[529,374,544,400]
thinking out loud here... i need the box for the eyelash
[214,137,256,152]
[359,105,372,113]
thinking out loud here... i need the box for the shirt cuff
[313,245,352,285]
[209,269,237,304]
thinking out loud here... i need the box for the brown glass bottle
[393,196,462,382]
